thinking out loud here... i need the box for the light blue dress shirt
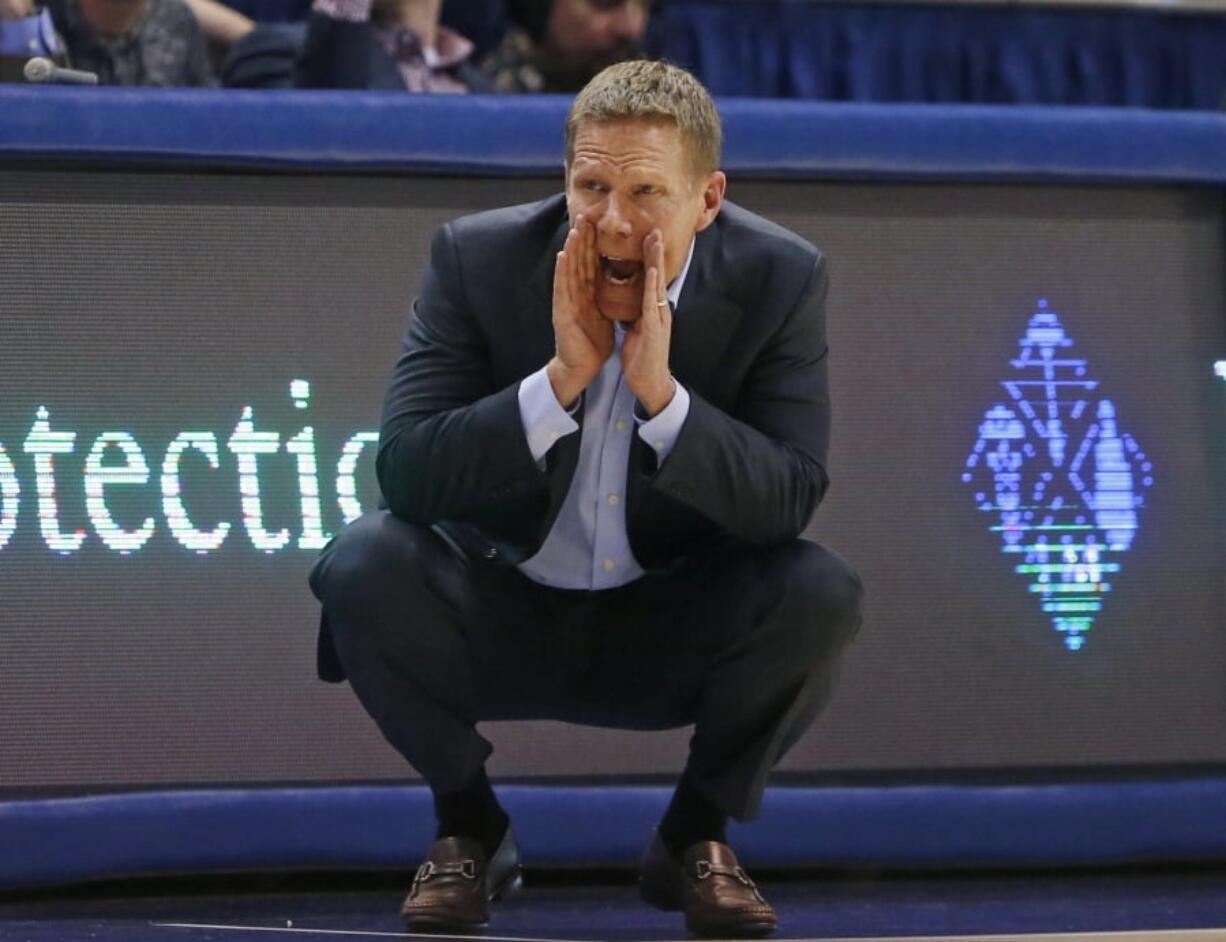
[516,239,696,589]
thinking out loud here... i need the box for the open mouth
[600,255,644,287]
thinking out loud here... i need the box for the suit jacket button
[484,547,499,560]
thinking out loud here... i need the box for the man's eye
[583,181,605,192]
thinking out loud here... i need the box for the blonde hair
[565,60,722,179]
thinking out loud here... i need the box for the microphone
[23,57,99,85]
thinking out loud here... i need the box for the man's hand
[622,229,675,417]
[548,214,614,409]
[0,0,35,19]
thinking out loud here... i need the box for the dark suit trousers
[309,510,863,821]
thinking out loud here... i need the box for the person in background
[438,0,503,63]
[292,0,486,91]
[481,0,648,93]
[186,0,252,50]
[41,0,215,84]
[0,0,63,82]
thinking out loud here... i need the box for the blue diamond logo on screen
[961,300,1153,651]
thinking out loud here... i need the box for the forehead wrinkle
[570,147,671,176]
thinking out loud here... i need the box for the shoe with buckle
[400,825,522,930]
[640,831,777,937]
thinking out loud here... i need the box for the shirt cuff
[636,381,690,464]
[519,366,580,464]
[312,0,370,23]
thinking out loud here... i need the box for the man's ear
[694,170,726,232]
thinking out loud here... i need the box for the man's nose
[597,193,634,239]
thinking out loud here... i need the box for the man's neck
[79,0,145,37]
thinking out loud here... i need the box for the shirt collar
[667,236,696,308]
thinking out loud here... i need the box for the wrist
[546,358,588,411]
[639,378,676,418]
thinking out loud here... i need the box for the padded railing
[4,87,1226,182]
[5,779,1226,890]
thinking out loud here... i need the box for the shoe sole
[492,868,524,902]
[686,915,778,938]
[402,868,523,933]
[404,914,489,933]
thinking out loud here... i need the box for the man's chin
[599,307,641,324]
[596,285,643,323]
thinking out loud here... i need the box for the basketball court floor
[4,867,1226,942]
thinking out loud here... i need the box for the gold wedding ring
[656,300,669,308]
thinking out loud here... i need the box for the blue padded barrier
[649,0,1226,110]
[4,87,1226,183]
[4,780,1226,890]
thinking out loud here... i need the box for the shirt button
[548,430,559,441]
[654,441,665,450]
[603,559,616,572]
[615,420,627,431]
[607,493,619,505]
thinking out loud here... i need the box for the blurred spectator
[227,0,488,89]
[38,0,215,84]
[0,0,63,82]
[186,0,252,46]
[482,0,648,93]
[439,0,504,62]
[217,0,307,25]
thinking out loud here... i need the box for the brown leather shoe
[400,825,522,931]
[640,832,777,937]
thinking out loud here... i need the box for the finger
[641,263,659,326]
[573,219,585,306]
[558,232,581,320]
[648,229,665,304]
[580,226,597,320]
[641,227,656,263]
[557,236,569,298]
[553,245,567,319]
[565,227,583,310]
[643,229,662,275]
[582,217,598,304]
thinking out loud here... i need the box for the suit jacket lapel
[525,214,570,308]
[668,223,741,404]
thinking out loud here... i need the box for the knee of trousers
[309,510,439,635]
[770,539,865,663]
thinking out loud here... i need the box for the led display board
[2,172,1223,791]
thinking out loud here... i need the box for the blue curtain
[649,1,1226,110]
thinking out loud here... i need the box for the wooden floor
[5,869,1226,942]
[144,928,1226,942]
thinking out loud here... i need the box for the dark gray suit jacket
[375,193,832,571]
